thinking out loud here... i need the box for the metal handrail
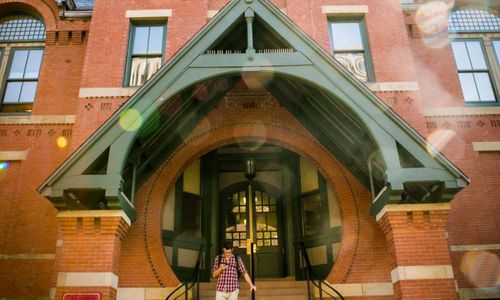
[299,242,344,300]
[166,246,204,300]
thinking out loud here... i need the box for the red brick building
[0,0,499,299]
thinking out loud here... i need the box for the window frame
[123,21,167,87]
[0,45,45,113]
[492,39,500,69]
[327,17,375,82]
[451,38,499,105]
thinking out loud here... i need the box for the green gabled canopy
[38,0,469,220]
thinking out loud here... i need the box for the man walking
[212,241,257,300]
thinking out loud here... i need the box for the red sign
[63,293,100,300]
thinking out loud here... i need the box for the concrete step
[200,295,307,300]
[198,278,308,300]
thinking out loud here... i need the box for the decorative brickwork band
[53,211,131,300]
[377,204,458,300]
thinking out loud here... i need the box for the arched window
[0,14,46,113]
[448,8,500,103]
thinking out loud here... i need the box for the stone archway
[129,115,365,286]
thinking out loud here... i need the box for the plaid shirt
[212,254,247,292]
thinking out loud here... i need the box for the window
[448,8,500,104]
[329,19,373,81]
[4,49,43,104]
[451,41,496,102]
[0,14,45,113]
[125,23,166,87]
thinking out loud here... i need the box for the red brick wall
[0,0,499,299]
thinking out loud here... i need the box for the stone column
[52,211,131,300]
[377,204,457,300]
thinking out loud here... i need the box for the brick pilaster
[377,204,457,300]
[53,211,131,300]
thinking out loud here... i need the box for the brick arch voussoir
[143,122,360,286]
[0,0,58,30]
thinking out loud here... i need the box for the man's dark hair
[222,241,233,250]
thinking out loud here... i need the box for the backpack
[217,254,241,277]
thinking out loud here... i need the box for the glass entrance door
[221,182,285,278]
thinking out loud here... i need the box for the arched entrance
[159,140,345,283]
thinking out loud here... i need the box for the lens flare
[119,109,143,132]
[415,0,454,48]
[426,129,456,157]
[0,162,11,170]
[56,136,68,149]
[192,83,209,102]
[460,251,500,287]
[234,123,268,151]
[242,71,274,90]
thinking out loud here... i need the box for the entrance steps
[198,277,308,300]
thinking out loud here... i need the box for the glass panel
[240,232,246,239]
[264,240,271,246]
[257,240,263,246]
[257,232,263,239]
[132,26,149,55]
[232,194,238,206]
[263,193,269,205]
[256,206,262,212]
[180,194,201,238]
[3,82,22,103]
[458,73,480,102]
[271,232,278,238]
[493,40,500,66]
[233,232,239,239]
[331,22,364,51]
[302,192,323,236]
[255,191,262,205]
[334,53,367,81]
[466,42,487,70]
[300,157,319,193]
[239,191,246,205]
[129,56,162,86]
[148,26,164,54]
[226,233,232,239]
[268,214,277,230]
[271,239,278,246]
[240,206,246,213]
[451,42,472,70]
[474,73,496,101]
[19,81,37,103]
[264,232,271,238]
[270,197,276,205]
[232,207,239,213]
[183,159,200,195]
[263,206,269,212]
[24,50,43,78]
[9,50,29,79]
[256,213,266,231]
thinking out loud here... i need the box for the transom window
[449,8,500,33]
[451,41,496,102]
[0,15,45,42]
[0,14,45,113]
[329,19,372,82]
[125,23,166,87]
